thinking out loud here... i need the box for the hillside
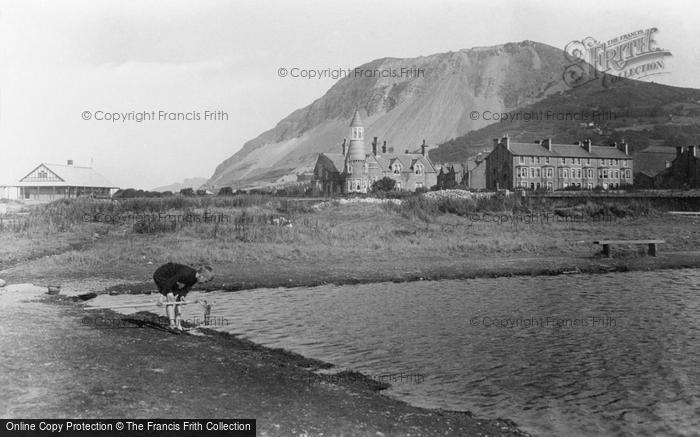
[429,78,700,166]
[152,177,208,193]
[207,41,573,188]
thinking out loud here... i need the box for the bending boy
[153,262,214,330]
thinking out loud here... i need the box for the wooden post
[648,243,657,257]
[602,244,611,258]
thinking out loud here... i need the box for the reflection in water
[90,270,700,436]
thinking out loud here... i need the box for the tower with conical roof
[345,110,368,192]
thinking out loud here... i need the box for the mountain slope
[429,78,700,164]
[207,41,573,188]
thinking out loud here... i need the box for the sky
[1,0,699,189]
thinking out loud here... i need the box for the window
[536,182,541,189]
[586,158,591,165]
[563,168,569,178]
[546,168,553,178]
[545,157,550,164]
[547,181,553,190]
[392,163,401,174]
[622,160,628,167]
[576,169,581,178]
[561,158,566,164]
[530,167,535,178]
[536,168,541,178]
[576,158,581,165]
[347,163,352,174]
[587,169,593,178]
[614,170,619,178]
[626,169,631,178]
[519,156,525,164]
[613,159,618,166]
[602,169,608,179]
[38,171,47,179]
[609,159,614,166]
[587,183,593,190]
[415,182,424,189]
[395,182,402,190]
[600,159,606,166]
[530,156,535,164]
[536,157,541,164]
[558,168,563,178]
[414,163,424,175]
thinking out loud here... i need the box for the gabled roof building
[2,161,119,201]
[312,111,437,195]
[485,136,633,190]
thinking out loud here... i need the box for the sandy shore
[0,285,530,437]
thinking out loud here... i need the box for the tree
[218,187,234,196]
[371,177,397,192]
[179,188,195,196]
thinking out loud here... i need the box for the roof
[634,146,677,174]
[317,153,346,173]
[373,153,436,173]
[350,110,363,127]
[18,163,117,188]
[505,142,629,159]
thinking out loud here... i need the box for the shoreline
[89,251,700,295]
[0,289,531,436]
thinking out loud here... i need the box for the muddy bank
[97,251,700,295]
[0,289,530,437]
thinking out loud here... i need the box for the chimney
[382,141,387,154]
[67,159,73,166]
[342,138,346,155]
[421,139,427,156]
[502,135,510,151]
[689,145,696,158]
[493,138,499,147]
[617,140,629,155]
[405,149,410,154]
[372,137,378,156]
[583,138,592,153]
[542,138,552,151]
[676,146,684,157]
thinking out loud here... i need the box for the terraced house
[312,111,437,195]
[485,136,633,190]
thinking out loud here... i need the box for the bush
[371,177,397,193]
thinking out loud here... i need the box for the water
[90,270,700,436]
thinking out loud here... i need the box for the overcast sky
[1,0,698,189]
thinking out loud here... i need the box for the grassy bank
[2,194,700,289]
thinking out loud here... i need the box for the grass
[2,194,700,287]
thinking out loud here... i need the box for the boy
[153,262,214,330]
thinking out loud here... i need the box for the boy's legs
[165,292,177,329]
[174,297,183,330]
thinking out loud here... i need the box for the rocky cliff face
[207,41,573,188]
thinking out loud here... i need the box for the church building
[312,111,437,195]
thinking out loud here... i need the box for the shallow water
[90,270,700,436]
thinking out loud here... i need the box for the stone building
[653,145,700,188]
[485,136,633,190]
[312,111,437,195]
[436,163,466,189]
